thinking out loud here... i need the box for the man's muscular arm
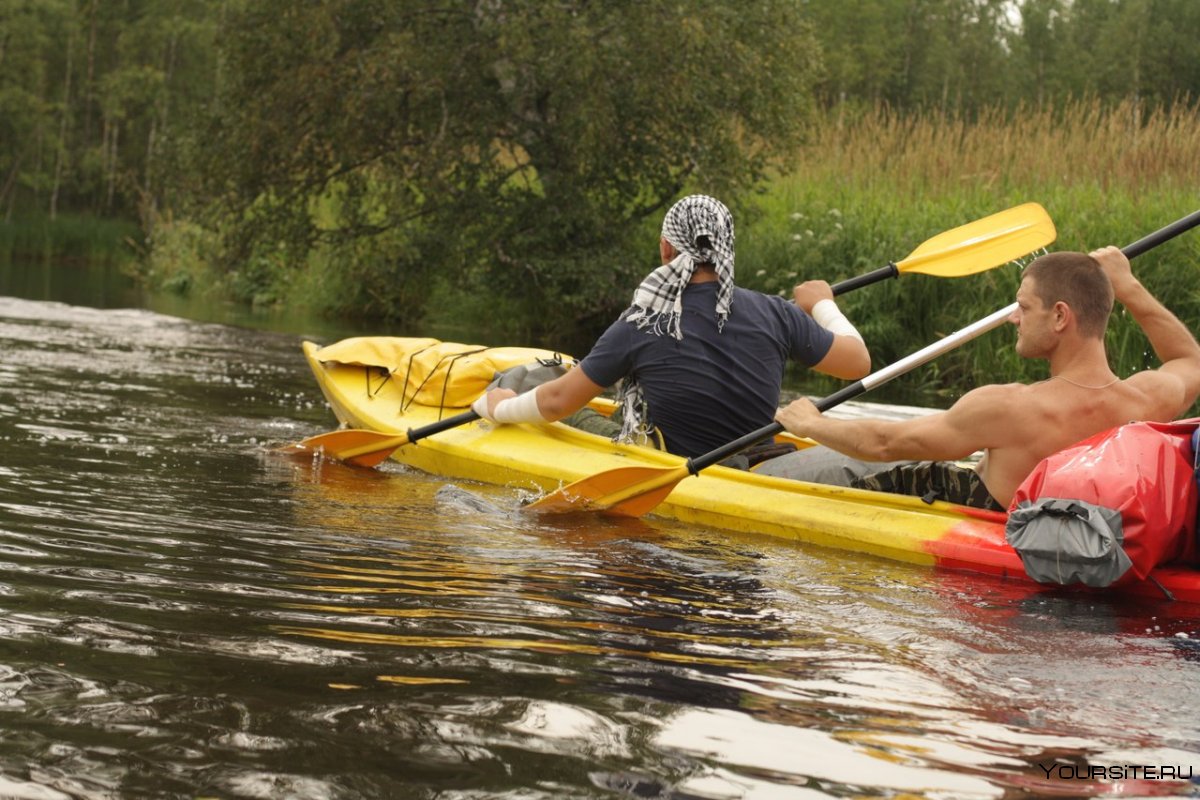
[775,384,1013,463]
[1093,245,1200,415]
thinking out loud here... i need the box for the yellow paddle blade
[282,429,410,468]
[897,202,1056,277]
[525,465,690,517]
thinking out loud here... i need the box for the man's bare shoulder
[929,381,1043,440]
[948,380,1071,431]
[1120,369,1194,420]
[951,380,1041,409]
[1122,368,1188,395]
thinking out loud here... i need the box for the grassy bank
[0,214,139,266]
[738,98,1200,404]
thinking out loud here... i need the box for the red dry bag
[1005,419,1199,588]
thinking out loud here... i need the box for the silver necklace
[1052,374,1120,390]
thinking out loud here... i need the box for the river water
[2,261,1200,798]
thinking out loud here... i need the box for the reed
[0,214,139,266]
[742,97,1200,405]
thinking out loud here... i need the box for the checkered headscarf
[624,195,736,340]
[616,195,736,446]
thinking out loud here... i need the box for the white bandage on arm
[810,298,864,342]
[471,387,548,424]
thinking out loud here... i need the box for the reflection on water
[1,292,1200,798]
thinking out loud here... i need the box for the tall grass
[0,214,139,266]
[740,98,1200,406]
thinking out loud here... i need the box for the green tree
[1013,0,1200,106]
[0,0,216,224]
[80,1,216,222]
[0,0,70,220]
[806,0,1016,113]
[803,0,909,105]
[1148,1,1200,102]
[1010,0,1067,105]
[184,0,822,338]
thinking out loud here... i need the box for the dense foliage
[183,0,821,333]
[1,0,1198,345]
[0,0,215,223]
[804,0,1200,109]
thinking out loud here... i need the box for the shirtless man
[768,245,1200,510]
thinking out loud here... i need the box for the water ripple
[1,296,1199,798]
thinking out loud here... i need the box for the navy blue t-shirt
[580,282,835,457]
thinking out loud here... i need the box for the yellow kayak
[300,336,1200,605]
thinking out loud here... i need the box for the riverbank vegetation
[2,0,1198,397]
[741,98,1200,400]
[0,214,137,265]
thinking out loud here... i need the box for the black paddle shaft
[683,384,864,475]
[831,263,900,296]
[685,208,1200,478]
[1122,209,1200,258]
[410,409,479,442]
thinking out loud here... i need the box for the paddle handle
[831,263,899,296]
[410,409,480,443]
[1122,209,1200,258]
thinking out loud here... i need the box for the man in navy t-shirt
[473,195,872,459]
[580,281,837,456]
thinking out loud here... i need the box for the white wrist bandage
[811,298,864,342]
[472,387,548,424]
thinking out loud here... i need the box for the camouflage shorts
[560,407,666,450]
[561,407,623,438]
[851,460,1004,512]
